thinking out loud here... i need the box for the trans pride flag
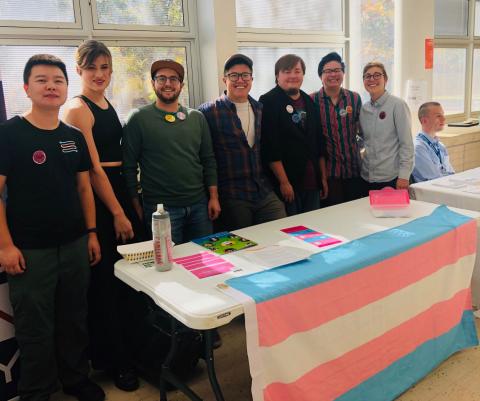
[225,206,478,401]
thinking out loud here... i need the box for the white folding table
[114,198,480,401]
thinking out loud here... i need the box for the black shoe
[113,367,139,392]
[63,379,105,401]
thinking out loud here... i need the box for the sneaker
[63,379,105,401]
[113,367,139,392]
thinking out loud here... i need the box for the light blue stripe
[336,310,478,401]
[226,205,473,303]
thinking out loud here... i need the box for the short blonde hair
[363,61,388,80]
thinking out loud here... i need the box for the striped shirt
[311,88,362,179]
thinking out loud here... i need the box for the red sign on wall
[425,39,434,70]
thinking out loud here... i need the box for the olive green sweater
[123,103,217,207]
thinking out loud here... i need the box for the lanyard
[419,133,443,164]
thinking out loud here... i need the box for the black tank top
[77,95,122,162]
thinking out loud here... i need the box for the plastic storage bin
[369,187,411,217]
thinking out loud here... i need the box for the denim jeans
[144,198,212,245]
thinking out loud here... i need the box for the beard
[155,88,181,104]
[285,88,300,97]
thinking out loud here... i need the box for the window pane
[236,0,342,31]
[435,0,468,36]
[471,49,480,111]
[358,0,394,100]
[432,48,466,115]
[238,47,342,100]
[0,0,75,23]
[0,46,79,118]
[475,0,480,36]
[95,0,184,27]
[0,45,189,122]
[108,46,189,120]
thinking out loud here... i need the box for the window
[236,0,395,101]
[239,46,342,99]
[432,47,467,115]
[236,0,346,99]
[433,0,480,118]
[0,45,78,118]
[236,0,342,31]
[0,0,76,23]
[349,0,395,100]
[0,44,189,123]
[0,0,198,122]
[91,0,188,31]
[435,0,468,36]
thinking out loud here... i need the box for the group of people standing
[0,37,448,401]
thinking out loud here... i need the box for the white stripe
[256,254,475,386]
[220,285,264,401]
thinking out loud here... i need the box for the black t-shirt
[0,116,92,249]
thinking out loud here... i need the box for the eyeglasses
[154,75,181,85]
[225,72,253,82]
[322,68,343,75]
[363,72,384,81]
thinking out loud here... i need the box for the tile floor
[51,317,480,401]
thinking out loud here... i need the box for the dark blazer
[259,85,325,191]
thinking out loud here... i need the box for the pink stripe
[180,258,223,269]
[192,264,232,279]
[174,251,214,263]
[186,260,233,271]
[281,226,308,234]
[263,288,472,401]
[257,220,476,347]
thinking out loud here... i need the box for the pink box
[369,188,411,217]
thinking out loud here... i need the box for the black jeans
[8,236,90,401]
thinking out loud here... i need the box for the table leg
[159,317,203,401]
[203,329,225,401]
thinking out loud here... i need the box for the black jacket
[259,85,325,191]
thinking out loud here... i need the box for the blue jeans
[144,198,212,245]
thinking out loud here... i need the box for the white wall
[395,0,435,132]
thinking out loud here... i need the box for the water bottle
[152,204,173,271]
